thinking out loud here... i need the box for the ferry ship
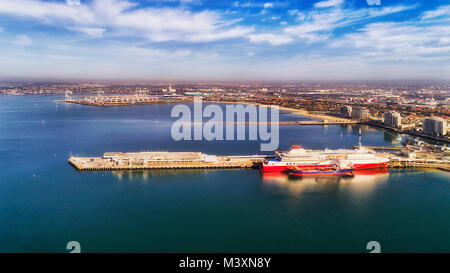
[260,145,390,173]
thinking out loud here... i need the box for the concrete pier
[63,98,186,107]
[68,152,265,171]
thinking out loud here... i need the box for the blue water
[0,95,449,253]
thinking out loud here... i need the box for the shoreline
[206,100,344,122]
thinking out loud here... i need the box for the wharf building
[103,151,218,165]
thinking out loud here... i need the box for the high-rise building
[384,111,402,128]
[351,107,369,121]
[340,105,352,118]
[422,117,447,136]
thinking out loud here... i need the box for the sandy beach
[205,100,345,122]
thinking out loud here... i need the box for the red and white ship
[260,145,390,173]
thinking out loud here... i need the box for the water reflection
[111,169,220,181]
[261,168,391,195]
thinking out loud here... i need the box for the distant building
[351,107,369,121]
[340,105,352,118]
[164,79,176,93]
[384,111,402,128]
[422,117,447,136]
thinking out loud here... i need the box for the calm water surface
[0,95,449,252]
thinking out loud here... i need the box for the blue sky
[0,0,449,80]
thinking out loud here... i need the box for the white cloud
[66,0,81,6]
[283,5,415,42]
[0,0,96,24]
[314,0,343,8]
[296,12,306,21]
[181,26,253,42]
[330,20,450,63]
[283,8,344,41]
[314,4,450,72]
[287,10,306,21]
[124,46,193,59]
[440,36,450,45]
[71,27,106,38]
[369,5,418,17]
[422,5,450,19]
[13,34,32,46]
[248,33,293,45]
[180,0,202,5]
[0,0,252,43]
[288,9,298,16]
[263,3,273,9]
[1,30,448,81]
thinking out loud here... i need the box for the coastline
[206,100,344,122]
[278,106,344,122]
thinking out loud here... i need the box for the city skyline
[0,0,449,80]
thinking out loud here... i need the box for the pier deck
[63,98,186,107]
[388,157,450,171]
[68,154,264,171]
[355,146,406,151]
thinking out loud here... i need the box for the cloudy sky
[0,0,449,81]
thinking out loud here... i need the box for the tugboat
[288,159,354,177]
